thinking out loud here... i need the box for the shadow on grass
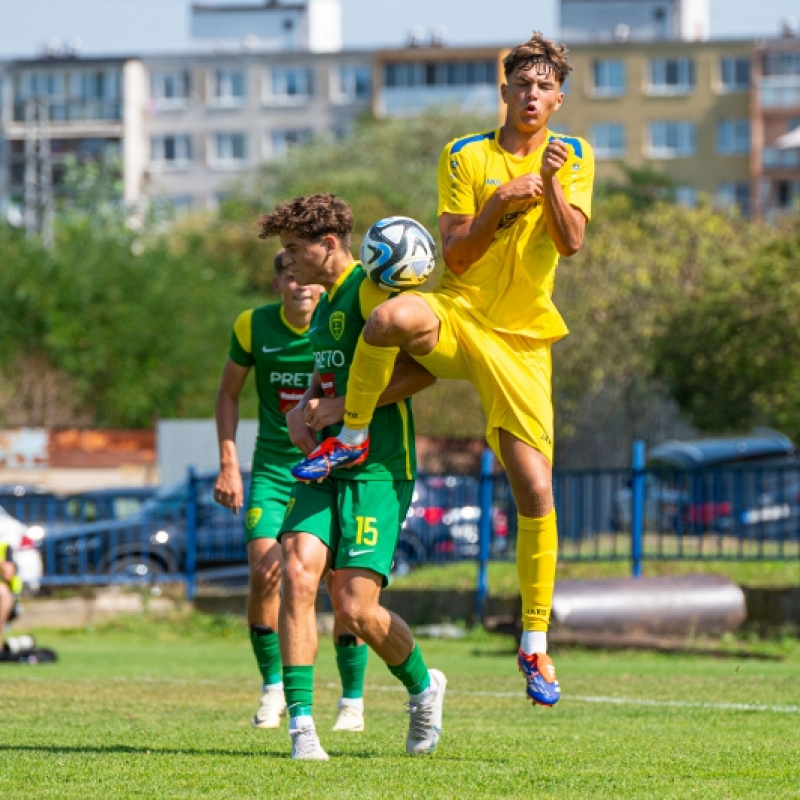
[0,744,292,758]
[0,743,483,761]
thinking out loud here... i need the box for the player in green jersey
[258,193,446,762]
[214,251,368,733]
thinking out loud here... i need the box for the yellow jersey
[435,128,594,340]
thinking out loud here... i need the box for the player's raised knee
[364,295,430,348]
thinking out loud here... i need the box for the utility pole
[23,96,55,243]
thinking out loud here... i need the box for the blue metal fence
[5,442,798,600]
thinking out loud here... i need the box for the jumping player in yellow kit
[294,32,595,707]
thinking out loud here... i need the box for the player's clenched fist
[499,172,544,202]
[541,138,570,178]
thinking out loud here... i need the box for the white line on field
[41,676,800,715]
[316,682,800,715]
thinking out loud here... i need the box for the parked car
[612,429,800,538]
[41,474,246,581]
[610,475,688,533]
[0,506,43,593]
[1,485,155,541]
[42,470,512,583]
[394,475,511,575]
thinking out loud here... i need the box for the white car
[0,506,43,593]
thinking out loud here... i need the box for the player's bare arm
[440,174,544,275]
[0,559,15,583]
[541,138,586,256]
[287,372,324,454]
[214,358,251,512]
[303,352,435,432]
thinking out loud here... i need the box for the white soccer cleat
[405,668,447,756]
[332,700,365,732]
[252,687,286,729]
[290,722,330,761]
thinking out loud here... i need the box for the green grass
[2,613,800,799]
[388,558,800,593]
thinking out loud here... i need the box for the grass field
[2,613,799,799]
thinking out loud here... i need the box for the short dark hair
[502,32,572,85]
[273,250,286,274]
[258,193,354,249]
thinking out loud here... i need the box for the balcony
[13,99,123,123]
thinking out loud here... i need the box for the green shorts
[278,477,414,586]
[244,462,295,542]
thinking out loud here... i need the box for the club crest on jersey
[246,508,262,531]
[329,311,346,340]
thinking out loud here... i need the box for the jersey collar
[327,260,358,302]
[280,305,310,336]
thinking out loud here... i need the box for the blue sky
[0,0,797,57]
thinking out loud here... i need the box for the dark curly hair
[502,32,572,85]
[258,193,353,249]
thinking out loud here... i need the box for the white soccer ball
[360,216,436,292]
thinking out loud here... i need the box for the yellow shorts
[410,291,554,464]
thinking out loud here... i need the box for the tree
[551,195,759,464]
[652,211,800,441]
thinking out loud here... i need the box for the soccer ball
[360,216,436,292]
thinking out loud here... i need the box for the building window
[715,182,751,216]
[151,135,193,168]
[331,65,371,103]
[647,121,696,157]
[590,122,626,158]
[384,60,496,88]
[265,67,314,103]
[591,60,626,97]
[716,119,750,155]
[647,58,695,95]
[151,70,192,106]
[269,129,313,158]
[210,69,246,106]
[16,70,65,98]
[718,57,750,92]
[210,133,247,167]
[762,147,800,169]
[775,180,800,209]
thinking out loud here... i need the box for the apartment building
[751,37,800,219]
[556,38,753,213]
[1,0,798,222]
[372,33,800,220]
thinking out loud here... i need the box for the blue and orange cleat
[291,436,370,482]
[517,650,561,707]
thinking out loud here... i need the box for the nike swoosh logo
[262,346,283,353]
[348,548,372,557]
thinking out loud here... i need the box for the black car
[41,474,247,581]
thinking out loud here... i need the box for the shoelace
[405,694,435,740]
[291,726,323,757]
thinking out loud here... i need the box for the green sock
[335,637,368,699]
[283,665,314,718]
[250,625,282,686]
[387,643,430,696]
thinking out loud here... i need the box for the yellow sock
[516,510,558,632]
[343,333,399,429]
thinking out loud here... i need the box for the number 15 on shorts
[356,516,378,546]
